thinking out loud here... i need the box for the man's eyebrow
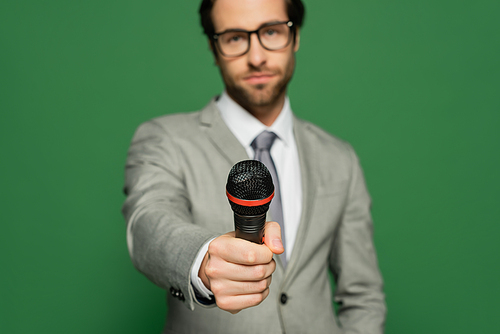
[215,20,287,34]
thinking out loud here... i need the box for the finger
[262,221,284,255]
[209,234,274,265]
[206,257,276,282]
[210,276,272,296]
[216,288,270,314]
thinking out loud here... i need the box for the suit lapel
[200,99,249,165]
[281,117,318,280]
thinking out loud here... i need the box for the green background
[1,0,499,333]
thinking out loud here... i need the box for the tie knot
[251,131,277,151]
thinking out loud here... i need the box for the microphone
[226,160,275,244]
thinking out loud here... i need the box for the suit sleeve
[329,145,386,333]
[122,120,218,310]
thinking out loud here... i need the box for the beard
[219,54,296,111]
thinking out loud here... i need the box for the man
[122,0,386,333]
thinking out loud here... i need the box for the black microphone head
[226,160,274,216]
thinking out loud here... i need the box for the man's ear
[208,39,220,66]
[293,28,301,52]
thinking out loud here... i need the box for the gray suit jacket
[122,99,386,334]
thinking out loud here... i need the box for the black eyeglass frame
[212,21,295,57]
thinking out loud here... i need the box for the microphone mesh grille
[226,160,274,216]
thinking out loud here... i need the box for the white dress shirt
[190,91,302,300]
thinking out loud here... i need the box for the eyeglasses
[212,21,294,57]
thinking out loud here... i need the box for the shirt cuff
[190,238,216,301]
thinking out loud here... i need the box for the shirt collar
[217,90,294,148]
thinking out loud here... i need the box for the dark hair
[199,0,305,38]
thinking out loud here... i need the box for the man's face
[211,0,300,111]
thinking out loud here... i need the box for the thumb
[263,221,284,255]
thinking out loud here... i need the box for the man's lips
[243,73,275,85]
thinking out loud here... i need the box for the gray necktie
[251,131,287,267]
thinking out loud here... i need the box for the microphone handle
[234,212,265,244]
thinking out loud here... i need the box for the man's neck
[227,92,286,127]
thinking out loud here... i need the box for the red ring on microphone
[226,190,274,207]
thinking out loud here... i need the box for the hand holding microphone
[198,160,284,314]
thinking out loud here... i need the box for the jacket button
[170,287,185,301]
[280,293,288,304]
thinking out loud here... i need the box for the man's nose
[246,33,267,68]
